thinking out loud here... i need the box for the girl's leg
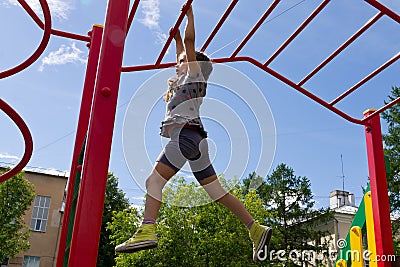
[143,161,177,220]
[199,174,272,263]
[199,175,254,227]
[144,128,186,221]
[115,154,180,253]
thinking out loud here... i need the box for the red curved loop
[0,99,33,183]
[0,0,52,79]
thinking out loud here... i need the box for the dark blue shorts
[156,127,216,181]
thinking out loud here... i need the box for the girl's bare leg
[143,162,177,220]
[199,175,254,226]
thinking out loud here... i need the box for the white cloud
[39,42,87,71]
[140,0,160,30]
[139,0,167,44]
[0,153,19,160]
[4,0,72,20]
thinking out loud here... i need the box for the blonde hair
[164,77,176,102]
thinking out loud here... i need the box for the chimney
[330,190,355,209]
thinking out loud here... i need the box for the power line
[35,130,76,153]
[262,0,307,26]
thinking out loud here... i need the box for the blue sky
[0,0,399,208]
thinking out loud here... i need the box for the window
[22,256,40,267]
[30,195,51,232]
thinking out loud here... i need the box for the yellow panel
[364,191,377,267]
[350,226,364,267]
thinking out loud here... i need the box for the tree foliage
[382,86,400,247]
[245,164,333,266]
[108,167,332,266]
[97,173,130,267]
[0,171,35,263]
[108,176,271,266]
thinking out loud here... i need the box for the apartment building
[4,169,67,267]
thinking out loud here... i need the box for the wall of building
[7,171,67,267]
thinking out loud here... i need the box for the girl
[115,5,272,262]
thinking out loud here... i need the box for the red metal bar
[55,25,103,267]
[155,0,194,65]
[126,0,140,35]
[0,0,51,79]
[298,11,384,87]
[265,0,330,66]
[212,56,364,125]
[231,0,280,58]
[0,99,33,183]
[16,0,90,42]
[52,29,91,42]
[363,109,394,267]
[200,0,238,52]
[362,97,400,123]
[122,62,176,72]
[330,52,400,106]
[123,54,399,125]
[67,0,129,265]
[364,0,400,24]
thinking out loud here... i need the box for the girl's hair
[195,51,213,81]
[164,51,213,102]
[165,77,176,102]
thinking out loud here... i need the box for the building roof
[24,167,69,178]
[0,164,69,178]
[333,205,358,215]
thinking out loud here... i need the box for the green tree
[382,86,400,248]
[97,173,130,267]
[108,176,271,266]
[0,171,35,263]
[246,164,333,266]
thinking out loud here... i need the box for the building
[329,189,358,244]
[302,190,358,266]
[4,169,67,267]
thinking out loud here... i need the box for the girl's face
[176,53,188,77]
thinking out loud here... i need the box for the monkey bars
[0,1,398,266]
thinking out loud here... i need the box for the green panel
[63,143,85,267]
[336,184,370,264]
[384,155,390,179]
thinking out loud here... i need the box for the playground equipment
[336,157,394,266]
[0,0,399,266]
[335,185,378,267]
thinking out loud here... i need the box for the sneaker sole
[253,227,272,262]
[115,240,158,253]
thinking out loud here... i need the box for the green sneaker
[115,224,158,253]
[249,221,272,262]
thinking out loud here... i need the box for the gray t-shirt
[160,72,207,138]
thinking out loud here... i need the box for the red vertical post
[363,109,394,267]
[67,0,130,265]
[56,24,103,267]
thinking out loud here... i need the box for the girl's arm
[183,5,201,76]
[170,27,184,63]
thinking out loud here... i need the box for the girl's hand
[181,3,193,16]
[169,27,181,40]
